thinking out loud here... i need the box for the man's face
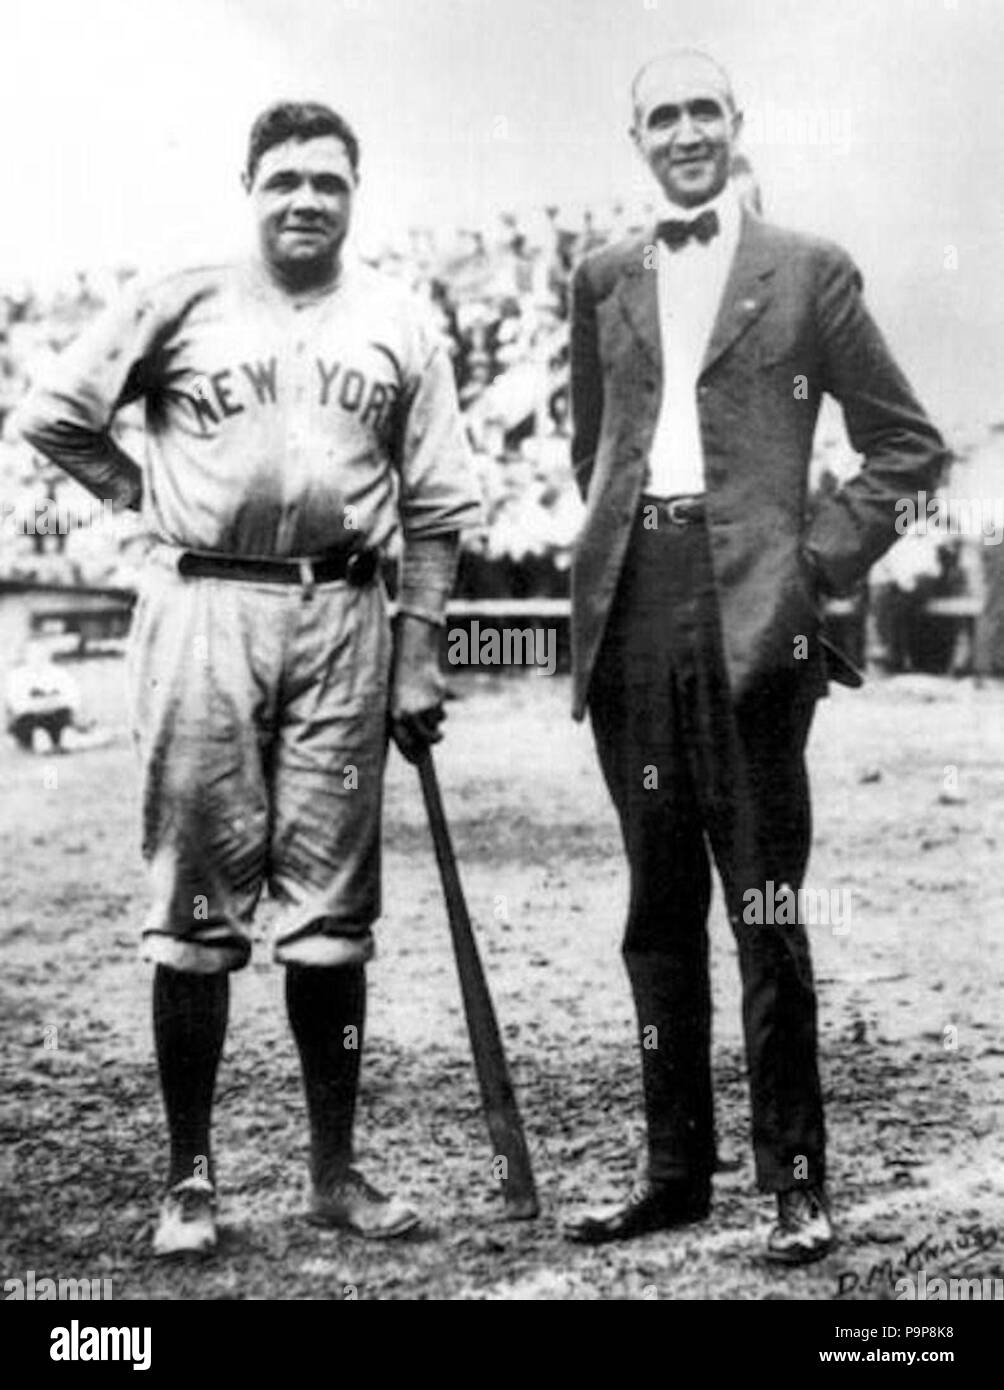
[632,58,741,209]
[246,135,356,280]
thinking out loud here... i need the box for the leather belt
[176,547,379,594]
[640,493,707,526]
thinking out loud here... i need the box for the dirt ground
[1,651,1001,1301]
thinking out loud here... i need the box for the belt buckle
[297,558,315,601]
[666,498,692,526]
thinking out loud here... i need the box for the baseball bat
[416,748,539,1219]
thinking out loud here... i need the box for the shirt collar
[658,181,741,250]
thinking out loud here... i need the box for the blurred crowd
[0,267,148,589]
[0,191,995,675]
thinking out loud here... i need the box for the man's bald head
[629,49,742,209]
[631,49,737,126]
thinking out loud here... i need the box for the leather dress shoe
[565,1177,710,1245]
[766,1185,835,1265]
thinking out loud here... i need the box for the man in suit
[564,49,949,1262]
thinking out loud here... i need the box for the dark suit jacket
[569,212,950,720]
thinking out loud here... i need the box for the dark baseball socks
[153,964,229,1190]
[153,961,365,1197]
[285,963,366,1193]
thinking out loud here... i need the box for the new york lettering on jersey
[185,349,399,436]
[172,268,404,441]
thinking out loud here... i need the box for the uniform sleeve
[395,303,483,540]
[396,531,461,626]
[805,246,951,594]
[11,278,168,510]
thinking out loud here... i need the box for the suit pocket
[753,308,808,369]
[757,336,802,370]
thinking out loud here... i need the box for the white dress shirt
[645,184,742,498]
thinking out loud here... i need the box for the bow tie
[657,208,720,250]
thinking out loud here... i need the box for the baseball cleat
[152,1177,218,1258]
[765,1185,835,1265]
[308,1168,420,1240]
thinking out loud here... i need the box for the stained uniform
[18,257,481,972]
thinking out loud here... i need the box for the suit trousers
[588,511,826,1192]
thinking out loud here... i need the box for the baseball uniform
[17,256,481,971]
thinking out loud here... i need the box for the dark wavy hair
[245,102,360,184]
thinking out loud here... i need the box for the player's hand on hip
[389,613,447,763]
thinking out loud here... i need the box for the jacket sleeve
[11,278,167,511]
[569,259,603,501]
[804,246,950,594]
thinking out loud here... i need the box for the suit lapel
[612,215,778,381]
[700,212,777,378]
[614,237,661,371]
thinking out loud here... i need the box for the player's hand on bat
[389,613,447,762]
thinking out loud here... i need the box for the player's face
[632,58,741,209]
[248,135,356,281]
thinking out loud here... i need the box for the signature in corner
[834,1222,1000,1298]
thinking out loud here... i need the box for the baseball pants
[127,548,392,974]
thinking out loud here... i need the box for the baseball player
[16,101,482,1255]
[4,638,81,752]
